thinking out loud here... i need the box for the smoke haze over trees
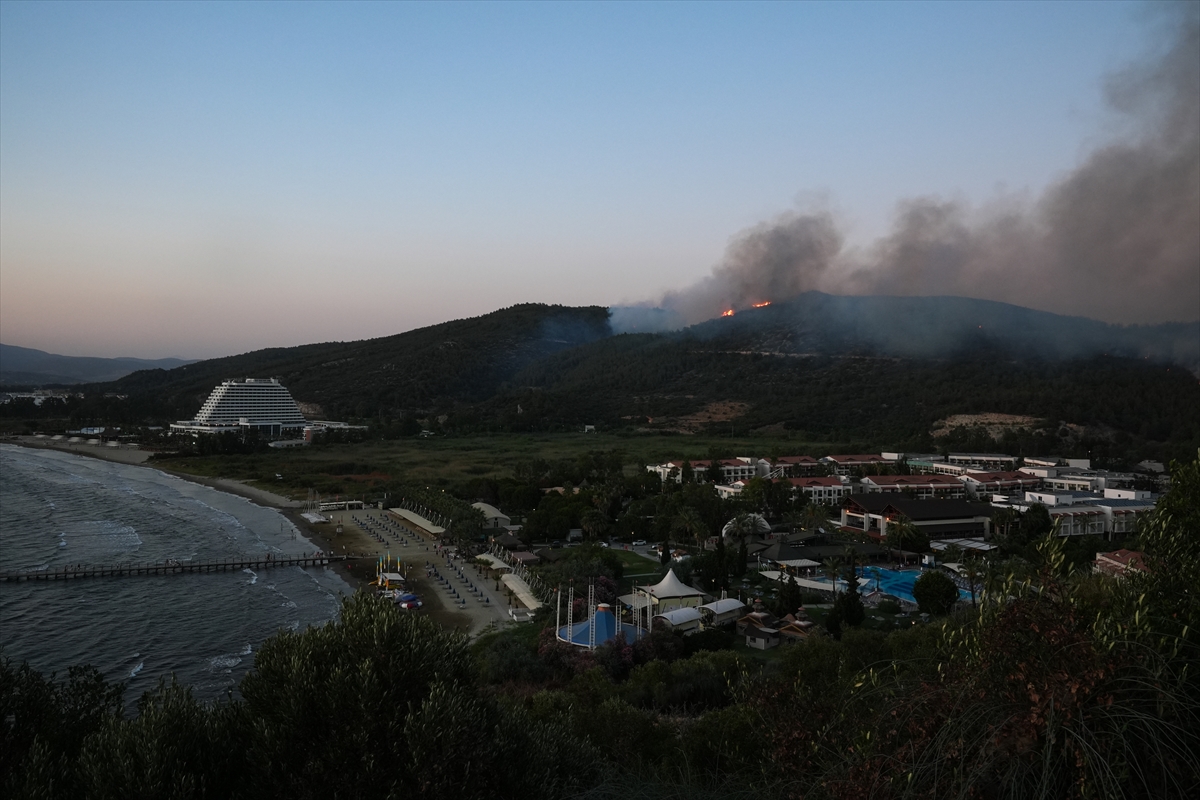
[631,4,1199,328]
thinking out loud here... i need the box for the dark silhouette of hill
[0,344,195,386]
[494,333,1198,456]
[100,304,612,420]
[489,295,1199,457]
[621,292,1200,367]
[83,295,1198,458]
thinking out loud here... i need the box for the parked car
[632,539,647,546]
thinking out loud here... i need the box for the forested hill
[81,296,1199,460]
[491,334,1199,459]
[679,293,1200,366]
[101,304,611,420]
[478,294,1199,457]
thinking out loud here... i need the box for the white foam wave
[243,568,258,585]
[209,654,242,671]
[129,661,144,678]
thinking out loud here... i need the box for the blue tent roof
[557,608,646,647]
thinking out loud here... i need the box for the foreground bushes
[2,596,598,800]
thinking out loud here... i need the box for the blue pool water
[863,567,971,605]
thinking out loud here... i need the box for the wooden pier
[0,554,346,583]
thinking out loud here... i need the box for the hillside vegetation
[97,304,612,420]
[19,296,1193,462]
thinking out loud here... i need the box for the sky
[1,0,1195,359]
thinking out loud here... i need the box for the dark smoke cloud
[659,210,842,322]
[634,5,1199,328]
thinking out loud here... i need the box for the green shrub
[912,570,959,616]
[877,599,901,615]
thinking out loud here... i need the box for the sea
[0,444,351,704]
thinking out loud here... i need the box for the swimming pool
[863,567,972,605]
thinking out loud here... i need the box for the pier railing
[0,554,345,582]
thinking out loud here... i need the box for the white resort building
[171,378,308,438]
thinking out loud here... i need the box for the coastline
[3,435,371,591]
[3,436,513,634]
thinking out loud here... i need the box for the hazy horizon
[2,1,1196,360]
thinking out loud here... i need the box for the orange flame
[721,309,735,317]
[752,301,771,308]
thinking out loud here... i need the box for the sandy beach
[4,435,516,635]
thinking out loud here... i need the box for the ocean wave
[78,520,142,550]
[183,498,248,531]
[243,568,258,585]
[1,445,341,703]
[209,654,242,671]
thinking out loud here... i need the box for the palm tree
[673,506,707,551]
[962,559,982,609]
[844,546,860,580]
[885,515,919,563]
[580,508,609,542]
[726,513,759,544]
[941,543,965,565]
[821,557,841,593]
[782,510,805,536]
[802,503,830,534]
[992,507,1018,541]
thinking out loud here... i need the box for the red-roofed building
[762,455,823,478]
[959,471,1042,499]
[820,454,895,475]
[841,495,992,540]
[1094,549,1146,578]
[648,458,758,484]
[861,474,966,500]
[786,476,851,504]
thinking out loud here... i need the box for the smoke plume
[637,5,1199,328]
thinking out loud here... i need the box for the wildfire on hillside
[721,309,735,317]
[752,301,771,308]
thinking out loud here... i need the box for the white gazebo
[639,568,707,613]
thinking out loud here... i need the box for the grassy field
[611,548,661,575]
[151,430,833,499]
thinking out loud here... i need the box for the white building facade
[171,378,308,438]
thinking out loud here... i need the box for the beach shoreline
[3,435,373,592]
[3,437,515,634]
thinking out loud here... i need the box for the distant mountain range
[24,295,1200,459]
[0,343,196,386]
